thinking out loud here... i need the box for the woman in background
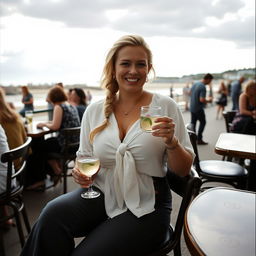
[69,88,87,121]
[26,86,81,190]
[231,80,256,135]
[19,86,34,117]
[0,88,27,169]
[215,81,228,119]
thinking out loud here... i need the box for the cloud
[0,0,254,47]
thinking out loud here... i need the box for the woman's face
[70,90,80,104]
[114,46,151,93]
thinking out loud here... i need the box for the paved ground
[3,100,229,256]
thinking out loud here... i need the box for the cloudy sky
[0,0,255,86]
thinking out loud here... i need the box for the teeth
[127,78,138,82]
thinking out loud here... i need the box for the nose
[129,64,138,74]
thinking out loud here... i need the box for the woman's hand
[36,122,45,129]
[152,117,175,145]
[72,166,93,188]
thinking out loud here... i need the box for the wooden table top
[26,121,53,138]
[215,132,256,160]
[184,187,256,256]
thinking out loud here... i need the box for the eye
[120,62,130,66]
[137,62,147,67]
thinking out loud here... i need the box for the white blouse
[77,93,194,218]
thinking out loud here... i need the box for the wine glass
[76,155,101,199]
[25,110,33,125]
[140,106,162,132]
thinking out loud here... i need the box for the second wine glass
[76,156,100,199]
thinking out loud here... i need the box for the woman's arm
[37,105,63,130]
[152,116,193,177]
[239,94,253,116]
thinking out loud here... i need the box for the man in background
[231,76,245,110]
[190,73,214,145]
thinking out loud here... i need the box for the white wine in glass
[140,106,162,132]
[77,156,100,199]
[25,110,33,125]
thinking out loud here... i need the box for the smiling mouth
[125,78,139,82]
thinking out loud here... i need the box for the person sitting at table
[0,87,27,169]
[21,34,194,256]
[69,88,88,121]
[19,85,34,117]
[230,80,256,135]
[26,86,81,190]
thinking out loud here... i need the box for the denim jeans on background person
[191,109,206,141]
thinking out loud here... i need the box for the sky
[0,0,255,86]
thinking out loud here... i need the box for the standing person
[215,81,228,119]
[231,76,245,110]
[182,83,191,111]
[190,73,214,145]
[86,90,92,104]
[19,86,34,117]
[21,35,194,256]
[69,88,88,121]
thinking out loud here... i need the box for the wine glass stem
[87,184,93,193]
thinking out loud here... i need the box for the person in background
[182,83,191,111]
[0,88,27,169]
[26,86,80,190]
[48,82,64,121]
[19,86,34,117]
[230,80,256,135]
[21,34,194,256]
[231,76,245,110]
[86,90,92,104]
[69,88,87,121]
[189,73,214,145]
[215,81,228,119]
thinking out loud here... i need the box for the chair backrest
[222,110,238,132]
[149,168,202,255]
[186,130,201,174]
[166,168,202,246]
[60,127,81,160]
[1,137,32,200]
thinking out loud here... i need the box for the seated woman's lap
[72,205,171,256]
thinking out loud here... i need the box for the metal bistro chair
[222,110,238,133]
[0,137,32,254]
[187,130,248,190]
[59,127,81,194]
[147,168,202,256]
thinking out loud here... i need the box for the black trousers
[191,109,206,141]
[21,177,172,256]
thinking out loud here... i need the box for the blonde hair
[89,35,155,142]
[0,87,19,123]
[245,80,256,96]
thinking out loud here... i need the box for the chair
[47,127,80,193]
[147,168,202,256]
[222,110,237,133]
[187,130,248,190]
[0,137,32,253]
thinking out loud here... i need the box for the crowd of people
[0,34,255,255]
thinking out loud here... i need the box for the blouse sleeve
[76,106,93,158]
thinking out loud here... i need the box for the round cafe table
[184,187,256,256]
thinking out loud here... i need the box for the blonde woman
[231,80,256,135]
[215,81,228,119]
[21,35,194,256]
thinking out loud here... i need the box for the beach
[5,82,220,111]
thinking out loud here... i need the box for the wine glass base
[81,191,100,199]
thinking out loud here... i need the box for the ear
[148,64,152,73]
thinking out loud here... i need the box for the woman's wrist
[166,136,179,151]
